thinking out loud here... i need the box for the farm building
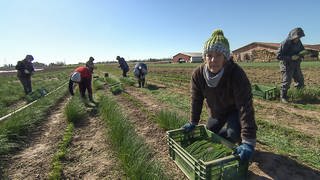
[232,42,320,62]
[172,52,203,63]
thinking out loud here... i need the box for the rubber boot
[280,90,289,103]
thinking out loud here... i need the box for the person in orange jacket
[69,66,94,102]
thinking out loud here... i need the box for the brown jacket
[191,60,257,140]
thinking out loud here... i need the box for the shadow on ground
[146,84,166,91]
[249,150,320,180]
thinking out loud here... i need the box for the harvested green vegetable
[185,140,232,161]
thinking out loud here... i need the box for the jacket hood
[287,27,305,40]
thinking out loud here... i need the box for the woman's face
[205,51,226,73]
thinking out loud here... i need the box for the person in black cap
[15,55,35,94]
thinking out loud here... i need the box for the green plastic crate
[167,125,248,180]
[26,87,48,103]
[251,84,277,100]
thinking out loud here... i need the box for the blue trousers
[206,110,241,143]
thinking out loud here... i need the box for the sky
[0,0,319,66]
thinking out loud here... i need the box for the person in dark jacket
[86,56,95,73]
[277,27,305,103]
[116,56,129,77]
[182,29,257,162]
[133,62,148,88]
[15,55,35,95]
[69,66,94,102]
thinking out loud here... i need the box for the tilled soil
[4,98,69,179]
[113,87,188,180]
[254,99,320,137]
[62,109,124,179]
[122,83,320,180]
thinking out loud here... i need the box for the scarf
[203,64,224,88]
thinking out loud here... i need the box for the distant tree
[48,61,65,67]
[32,62,47,68]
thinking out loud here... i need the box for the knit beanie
[203,29,230,60]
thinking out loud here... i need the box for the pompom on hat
[203,29,230,60]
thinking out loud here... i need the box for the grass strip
[155,109,187,130]
[120,77,136,86]
[0,68,73,116]
[0,86,67,156]
[92,77,105,91]
[0,86,68,178]
[48,123,74,179]
[120,89,187,131]
[99,95,168,180]
[256,118,320,169]
[48,96,86,179]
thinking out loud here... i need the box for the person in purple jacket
[15,55,35,95]
[116,56,129,77]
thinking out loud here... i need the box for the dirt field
[1,62,320,179]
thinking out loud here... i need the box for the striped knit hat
[204,29,230,60]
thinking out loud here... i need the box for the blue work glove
[182,122,196,133]
[234,143,254,162]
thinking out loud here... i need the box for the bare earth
[114,87,188,180]
[62,110,124,179]
[4,98,69,179]
[124,83,320,180]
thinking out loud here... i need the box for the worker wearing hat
[15,55,35,95]
[69,66,94,102]
[182,29,257,162]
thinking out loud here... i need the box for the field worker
[15,55,35,95]
[277,27,305,103]
[182,29,257,162]
[116,56,129,77]
[133,62,148,88]
[69,66,95,102]
[86,56,95,73]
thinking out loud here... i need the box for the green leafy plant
[64,96,87,123]
[155,109,187,130]
[120,77,135,86]
[48,123,74,180]
[99,96,168,179]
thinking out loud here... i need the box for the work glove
[234,143,254,162]
[182,122,196,133]
[291,55,300,61]
[24,69,30,74]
